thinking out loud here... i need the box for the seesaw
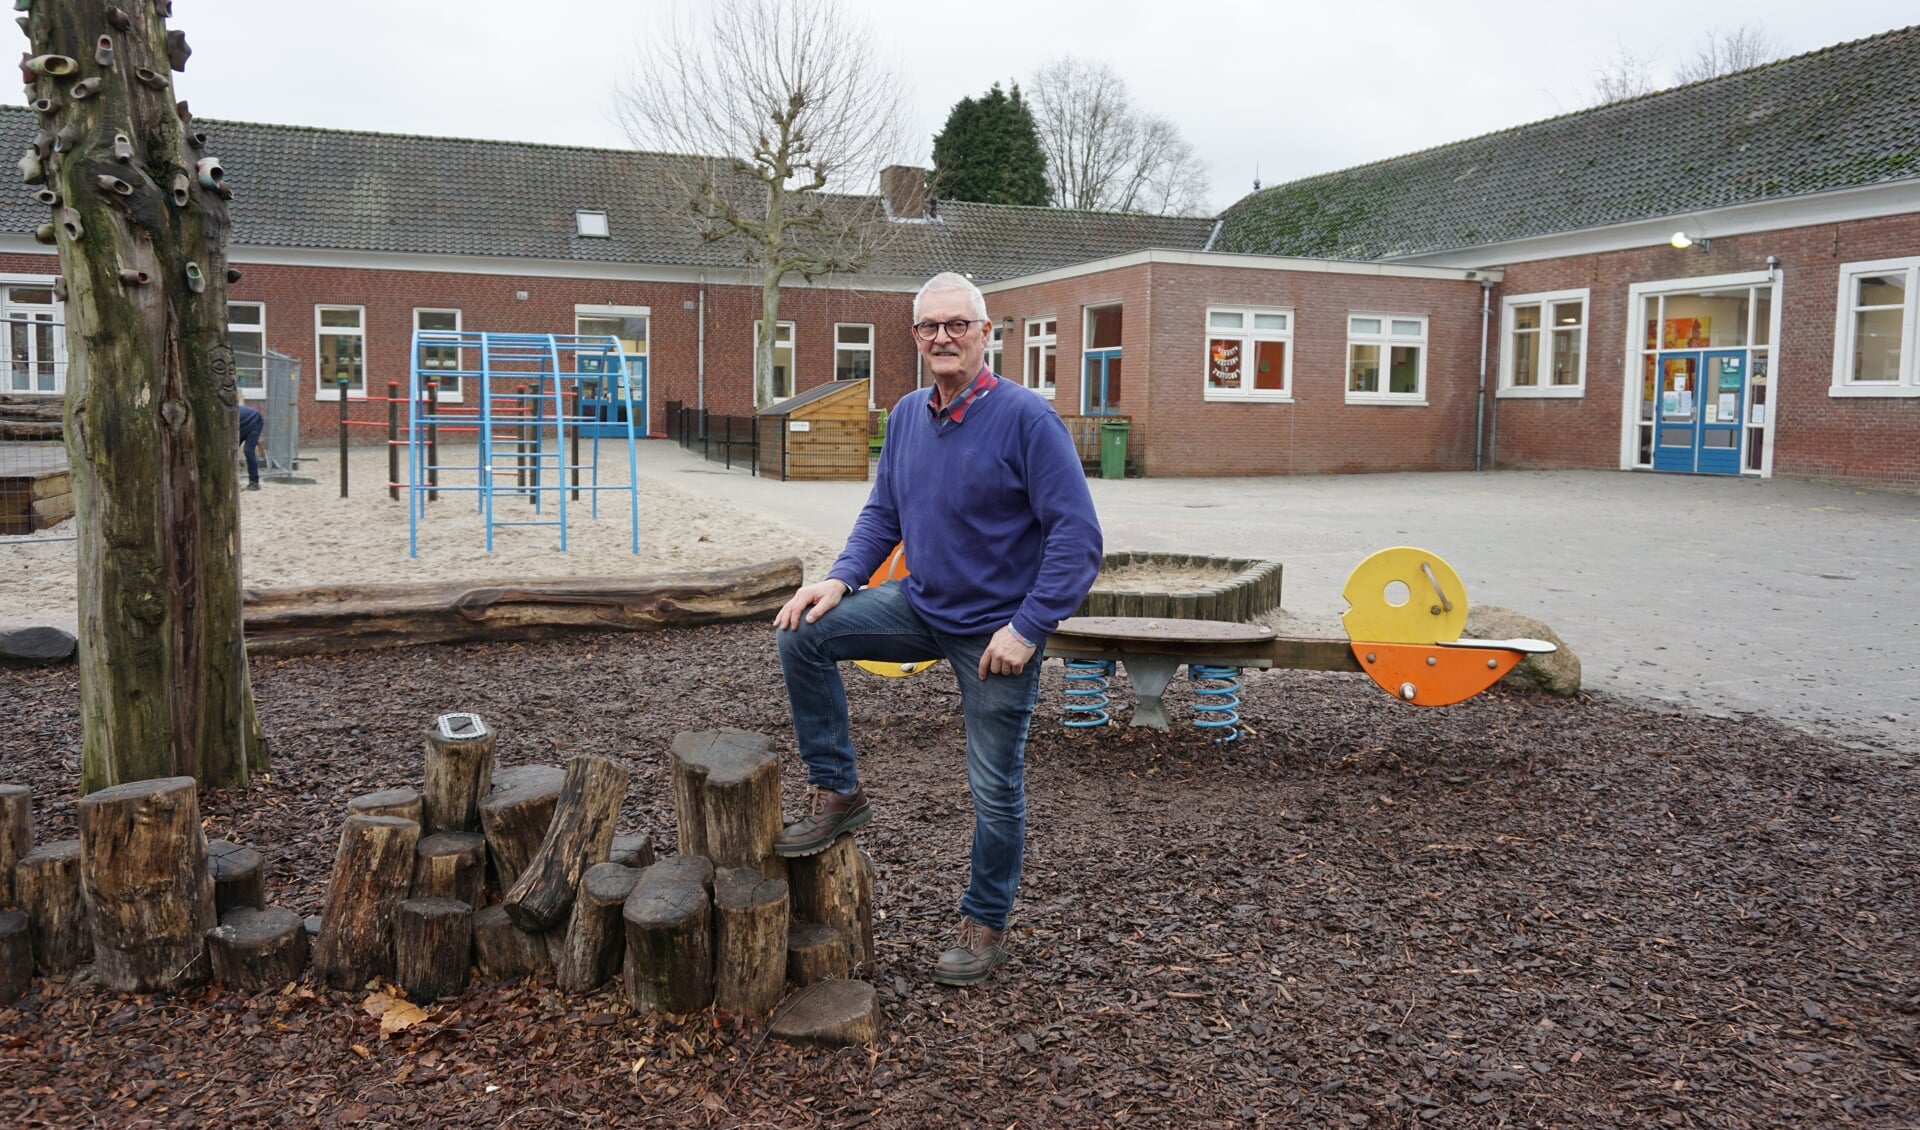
[854,545,1555,730]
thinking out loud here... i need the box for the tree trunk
[471,904,550,982]
[608,832,655,870]
[670,729,779,873]
[478,765,564,894]
[713,867,788,1017]
[311,814,420,990]
[0,909,31,1004]
[14,840,89,974]
[347,788,424,823]
[623,855,714,1014]
[76,776,215,991]
[786,921,849,987]
[554,862,639,994]
[206,839,265,915]
[503,754,629,932]
[788,838,874,973]
[394,897,471,1004]
[0,783,30,906]
[769,979,881,1049]
[422,713,494,834]
[205,906,308,992]
[24,2,256,793]
[412,832,487,909]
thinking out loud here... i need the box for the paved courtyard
[642,442,1920,757]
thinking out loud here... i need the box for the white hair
[913,271,988,322]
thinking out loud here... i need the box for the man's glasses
[912,318,985,341]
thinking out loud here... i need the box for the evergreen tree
[931,83,1051,207]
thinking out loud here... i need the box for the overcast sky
[26,1,1913,215]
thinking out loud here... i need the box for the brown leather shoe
[932,917,1006,986]
[773,785,872,857]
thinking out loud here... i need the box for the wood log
[76,777,216,991]
[554,862,639,994]
[504,754,630,932]
[478,765,564,894]
[423,713,495,834]
[788,838,875,973]
[0,783,30,906]
[623,855,714,1014]
[0,909,31,1004]
[471,904,550,981]
[240,560,804,656]
[312,815,421,990]
[786,921,850,987]
[205,906,308,992]
[15,840,89,974]
[769,979,881,1048]
[713,867,789,1017]
[608,832,655,870]
[206,840,266,915]
[395,897,472,1004]
[346,788,424,823]
[669,730,780,875]
[412,832,487,909]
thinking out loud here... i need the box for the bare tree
[617,0,907,408]
[1674,25,1779,84]
[1028,57,1211,215]
[1591,40,1658,104]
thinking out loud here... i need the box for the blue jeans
[776,581,1042,931]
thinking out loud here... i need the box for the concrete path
[636,442,1920,757]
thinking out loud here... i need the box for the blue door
[577,355,649,437]
[1652,350,1743,475]
[1083,349,1122,416]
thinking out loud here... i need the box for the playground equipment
[405,331,646,556]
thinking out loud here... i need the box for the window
[1204,306,1292,401]
[1500,291,1587,396]
[315,305,365,398]
[1083,305,1123,414]
[1347,314,1427,403]
[1023,317,1056,396]
[575,210,609,238]
[984,321,1004,378]
[229,302,265,399]
[1832,257,1920,396]
[414,308,462,401]
[834,323,873,382]
[5,283,61,394]
[754,320,795,404]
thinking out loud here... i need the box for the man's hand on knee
[774,579,852,631]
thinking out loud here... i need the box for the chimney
[879,165,928,219]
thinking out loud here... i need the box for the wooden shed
[755,379,871,481]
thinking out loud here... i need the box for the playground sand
[0,443,842,620]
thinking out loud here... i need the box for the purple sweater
[827,378,1103,643]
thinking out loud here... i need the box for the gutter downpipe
[696,272,707,411]
[1202,219,1224,252]
[1474,278,1492,471]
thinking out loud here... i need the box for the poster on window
[1209,339,1241,388]
[1662,317,1711,348]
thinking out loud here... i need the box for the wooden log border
[1073,553,1283,624]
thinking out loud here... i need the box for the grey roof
[0,110,1210,283]
[1215,25,1920,261]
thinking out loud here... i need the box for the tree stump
[555,862,639,994]
[206,906,308,992]
[670,730,782,876]
[472,904,550,981]
[347,788,424,824]
[14,840,89,974]
[76,777,215,991]
[769,979,881,1048]
[0,909,31,1004]
[503,755,630,932]
[312,814,421,990]
[207,840,266,915]
[608,832,655,869]
[423,713,495,834]
[623,855,714,1014]
[789,838,875,972]
[0,783,30,906]
[786,921,850,987]
[713,867,789,1017]
[413,832,487,908]
[395,897,472,1003]
[478,765,564,894]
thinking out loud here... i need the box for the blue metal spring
[1188,663,1241,742]
[1062,659,1115,728]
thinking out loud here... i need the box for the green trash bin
[1098,418,1130,479]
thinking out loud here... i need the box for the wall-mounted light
[1670,231,1711,252]
[998,315,1013,334]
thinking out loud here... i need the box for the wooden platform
[0,443,72,535]
[1048,615,1361,673]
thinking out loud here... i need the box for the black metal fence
[666,400,758,475]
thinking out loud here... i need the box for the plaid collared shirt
[926,367,999,424]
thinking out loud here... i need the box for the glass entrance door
[575,312,649,436]
[1652,350,1743,475]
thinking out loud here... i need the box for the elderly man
[772,271,1103,985]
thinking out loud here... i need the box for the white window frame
[753,319,796,405]
[1346,313,1428,405]
[229,301,266,400]
[1023,316,1057,399]
[1499,289,1589,398]
[3,274,65,396]
[1831,256,1920,397]
[1203,305,1293,402]
[314,305,366,400]
[575,209,610,238]
[412,307,463,403]
[984,321,1005,379]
